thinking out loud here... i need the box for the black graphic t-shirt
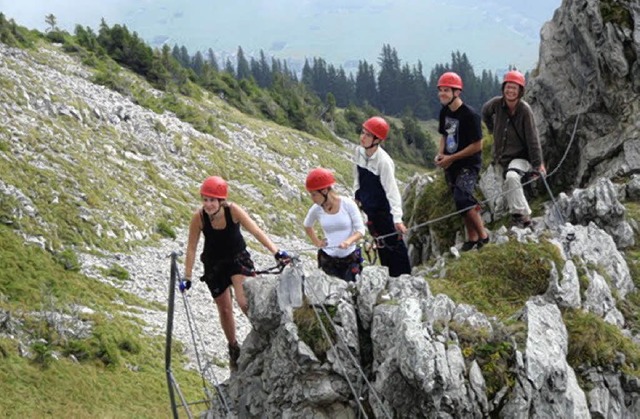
[438,103,483,172]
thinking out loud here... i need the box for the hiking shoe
[228,342,241,372]
[511,214,532,229]
[460,241,477,252]
[476,236,490,250]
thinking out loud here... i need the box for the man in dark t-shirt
[435,72,489,251]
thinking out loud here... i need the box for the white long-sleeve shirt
[353,146,404,224]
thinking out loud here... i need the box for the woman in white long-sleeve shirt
[303,168,365,282]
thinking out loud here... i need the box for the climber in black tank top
[183,176,290,372]
[200,205,254,298]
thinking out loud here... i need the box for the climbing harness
[370,114,582,243]
[253,259,291,275]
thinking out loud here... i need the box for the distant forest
[176,44,505,121]
[0,15,524,167]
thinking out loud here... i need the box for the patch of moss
[564,309,640,375]
[102,264,130,281]
[409,174,460,252]
[293,301,337,362]
[430,240,564,319]
[600,1,633,29]
[449,320,521,399]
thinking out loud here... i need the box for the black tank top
[201,205,247,266]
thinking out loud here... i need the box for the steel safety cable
[301,273,393,419]
[371,113,582,243]
[180,291,231,413]
[174,260,231,414]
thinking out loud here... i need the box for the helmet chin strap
[319,190,331,208]
[444,91,460,108]
[209,199,223,217]
[364,138,381,150]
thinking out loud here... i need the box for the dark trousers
[365,210,411,277]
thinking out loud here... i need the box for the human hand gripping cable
[179,277,192,293]
[274,250,292,267]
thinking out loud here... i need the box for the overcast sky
[0,0,561,73]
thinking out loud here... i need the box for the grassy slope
[0,39,429,417]
[0,225,203,418]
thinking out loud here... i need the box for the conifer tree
[44,14,58,32]
[236,46,251,80]
[224,58,235,76]
[207,48,219,71]
[377,44,401,114]
[355,60,377,108]
[192,51,205,76]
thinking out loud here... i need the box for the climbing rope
[287,256,392,418]
[368,113,582,244]
[165,252,231,418]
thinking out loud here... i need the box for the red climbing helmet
[437,72,463,90]
[200,176,228,199]
[503,70,526,88]
[305,168,336,191]
[362,116,390,141]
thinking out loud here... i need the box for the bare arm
[340,230,363,249]
[184,210,203,280]
[232,203,279,255]
[304,226,326,248]
[342,199,366,247]
[436,139,483,170]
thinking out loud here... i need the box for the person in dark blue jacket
[354,116,411,277]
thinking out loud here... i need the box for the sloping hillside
[0,42,365,253]
[0,40,393,416]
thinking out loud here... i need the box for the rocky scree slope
[0,41,358,383]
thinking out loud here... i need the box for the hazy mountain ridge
[1,0,561,73]
[3,0,640,415]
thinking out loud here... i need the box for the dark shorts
[445,167,479,213]
[317,248,362,283]
[199,249,255,298]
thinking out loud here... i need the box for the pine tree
[192,51,205,76]
[44,14,57,32]
[355,60,377,108]
[207,48,219,71]
[224,58,235,76]
[258,50,271,87]
[377,44,402,114]
[236,46,251,80]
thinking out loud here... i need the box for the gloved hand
[274,250,291,265]
[179,278,192,292]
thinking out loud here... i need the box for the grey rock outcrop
[205,223,639,418]
[551,177,635,248]
[528,0,640,189]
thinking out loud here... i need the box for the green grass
[429,239,564,319]
[0,225,205,417]
[564,309,640,375]
[406,174,460,252]
[293,300,337,362]
[450,320,523,399]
